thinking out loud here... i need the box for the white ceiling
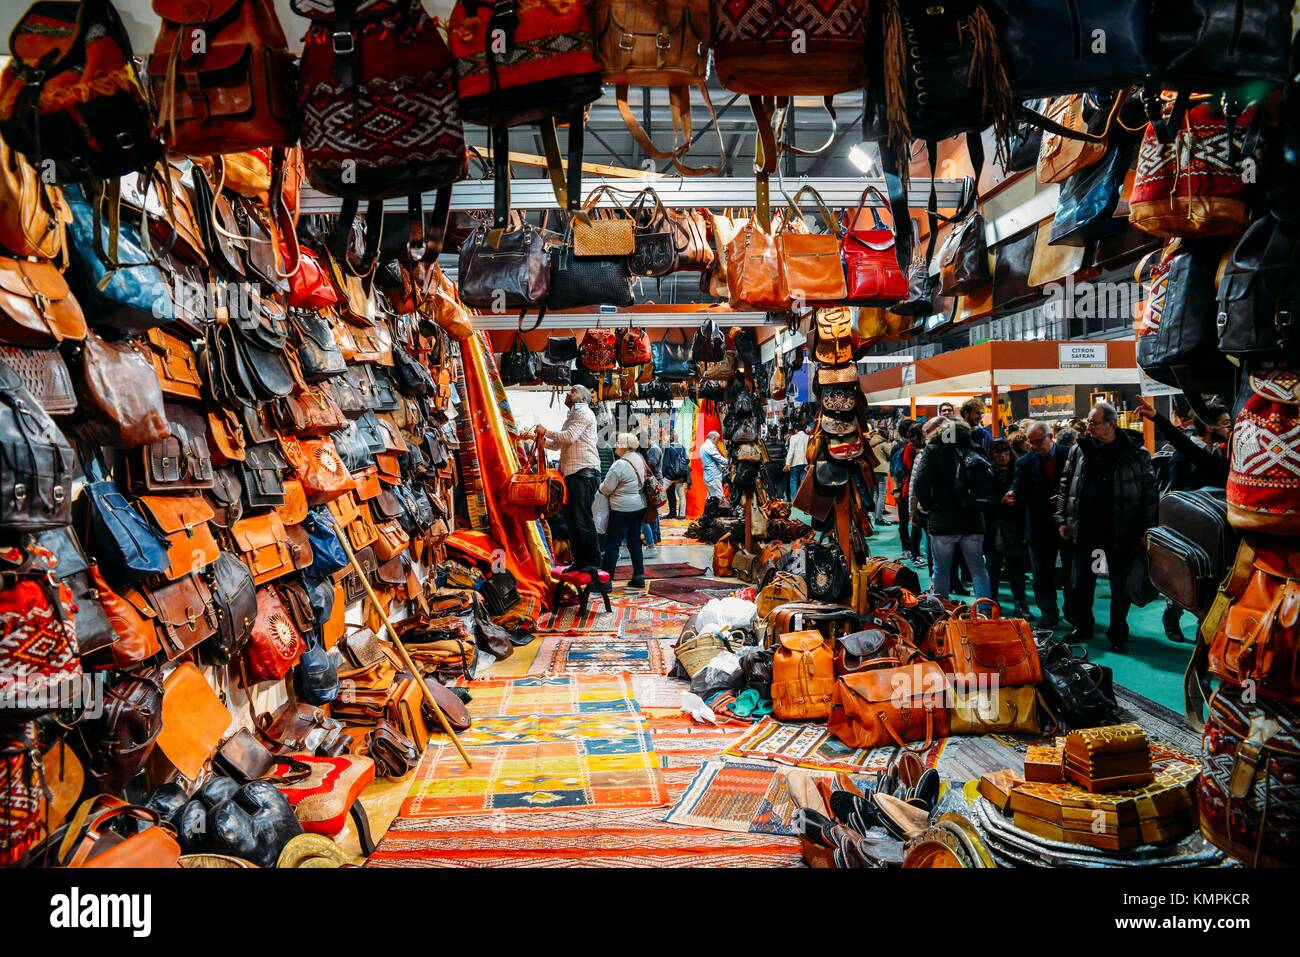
[0,0,457,55]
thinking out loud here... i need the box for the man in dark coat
[1055,402,1159,652]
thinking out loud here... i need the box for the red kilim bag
[712,0,867,96]
[0,543,81,721]
[297,0,467,265]
[1129,100,1261,239]
[580,328,619,372]
[1227,368,1300,535]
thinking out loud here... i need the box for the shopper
[1135,398,1230,642]
[868,426,892,524]
[1055,427,1078,453]
[1007,421,1071,628]
[536,385,601,571]
[765,427,789,500]
[784,424,810,500]
[912,417,992,600]
[961,398,993,455]
[895,423,925,565]
[662,431,690,519]
[985,438,1031,616]
[701,430,728,501]
[640,433,663,556]
[1056,402,1159,652]
[599,432,650,588]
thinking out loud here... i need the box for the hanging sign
[1058,342,1108,368]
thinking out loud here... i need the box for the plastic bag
[593,491,610,535]
[689,650,744,700]
[694,596,757,634]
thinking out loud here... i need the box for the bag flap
[276,479,308,525]
[232,512,287,552]
[153,0,243,25]
[138,494,215,535]
[157,661,231,781]
[838,629,890,659]
[778,629,824,653]
[144,573,213,629]
[0,257,73,303]
[843,661,942,704]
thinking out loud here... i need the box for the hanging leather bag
[1217,215,1300,364]
[779,187,848,306]
[842,186,908,305]
[0,359,74,532]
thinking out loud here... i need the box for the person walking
[661,430,690,519]
[640,432,663,557]
[765,426,789,500]
[912,418,993,599]
[700,431,728,501]
[1007,421,1072,628]
[536,385,601,571]
[869,426,892,525]
[1056,402,1159,652]
[599,433,650,589]
[896,423,925,565]
[985,437,1031,617]
[1135,398,1230,642]
[784,424,810,500]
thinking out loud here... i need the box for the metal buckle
[332,30,355,55]
[619,31,636,50]
[52,485,65,504]
[656,31,671,50]
[13,484,26,504]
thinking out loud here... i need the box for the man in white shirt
[536,385,601,569]
[784,425,811,500]
[700,431,728,501]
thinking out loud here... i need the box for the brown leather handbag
[71,330,170,449]
[83,566,162,670]
[206,408,247,465]
[779,188,848,305]
[281,434,355,504]
[329,495,380,552]
[242,586,307,684]
[276,479,308,526]
[506,444,565,519]
[275,385,347,437]
[1036,94,1108,185]
[137,494,220,580]
[57,797,181,869]
[938,184,991,297]
[0,138,69,260]
[232,511,296,585]
[149,0,298,155]
[726,219,786,310]
[130,575,220,661]
[772,630,836,721]
[828,661,951,751]
[0,255,86,346]
[155,661,230,780]
[926,600,1041,687]
[146,327,204,400]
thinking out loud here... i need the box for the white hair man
[535,385,600,570]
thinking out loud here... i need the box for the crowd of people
[524,384,1216,653]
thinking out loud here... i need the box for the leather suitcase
[1146,489,1236,616]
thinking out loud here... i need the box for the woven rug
[620,617,685,642]
[535,607,620,633]
[396,675,668,818]
[617,563,707,580]
[528,636,668,676]
[648,578,739,602]
[721,717,899,774]
[368,718,802,867]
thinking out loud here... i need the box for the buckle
[656,31,671,50]
[52,485,65,504]
[13,484,25,504]
[619,31,636,50]
[332,30,355,55]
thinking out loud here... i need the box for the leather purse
[574,185,636,256]
[70,330,170,449]
[144,327,204,401]
[57,797,180,869]
[779,187,848,305]
[232,511,297,585]
[240,439,288,509]
[804,533,851,603]
[154,661,229,781]
[242,586,307,685]
[290,307,348,382]
[948,684,1043,735]
[132,574,220,662]
[842,186,908,305]
[1145,488,1236,617]
[458,222,554,311]
[651,327,692,380]
[628,188,678,277]
[990,225,1044,315]
[127,403,214,492]
[281,434,357,504]
[137,494,220,580]
[0,137,69,261]
[666,207,714,272]
[726,219,786,310]
[0,359,75,532]
[506,444,565,519]
[85,562,162,669]
[37,526,114,657]
[274,385,348,437]
[926,600,1042,686]
[76,666,165,793]
[0,345,73,418]
[938,184,991,296]
[1048,138,1134,247]
[499,334,538,386]
[828,661,950,751]
[546,231,636,309]
[0,253,87,346]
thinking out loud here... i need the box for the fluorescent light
[848,143,876,174]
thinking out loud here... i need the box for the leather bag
[651,328,691,380]
[506,444,566,520]
[1035,94,1109,185]
[1217,215,1300,363]
[948,684,1042,735]
[0,359,74,532]
[155,661,229,780]
[938,185,991,297]
[1048,139,1133,247]
[499,334,538,386]
[713,0,866,96]
[828,661,950,751]
[204,550,259,664]
[127,403,214,493]
[72,330,170,449]
[0,345,75,417]
[0,138,69,260]
[1227,369,1300,534]
[0,254,86,347]
[242,586,307,684]
[132,574,220,662]
[772,630,836,721]
[458,222,554,311]
[232,511,298,585]
[926,601,1042,686]
[842,186,907,305]
[137,494,221,580]
[780,187,848,305]
[726,219,786,310]
[1145,488,1237,617]
[804,533,851,603]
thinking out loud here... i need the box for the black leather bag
[240,441,288,509]
[1217,214,1300,363]
[538,354,572,387]
[804,534,851,603]
[938,183,990,296]
[990,225,1043,314]
[354,410,387,455]
[628,191,677,278]
[368,366,401,412]
[0,359,75,532]
[128,402,214,493]
[1137,238,1236,394]
[331,421,374,474]
[986,0,1151,98]
[545,336,579,363]
[1148,0,1293,90]
[652,328,692,380]
[392,346,435,399]
[331,368,369,418]
[499,334,538,386]
[458,223,553,310]
[203,551,258,664]
[1144,489,1237,617]
[546,240,635,310]
[1037,636,1118,729]
[1048,139,1134,247]
[38,527,114,656]
[480,571,520,618]
[691,318,725,363]
[290,308,347,381]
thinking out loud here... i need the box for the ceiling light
[848,143,876,174]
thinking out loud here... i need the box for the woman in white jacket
[599,433,649,588]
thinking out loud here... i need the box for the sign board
[1059,342,1108,368]
[902,363,917,387]
[1028,387,1077,419]
[1138,371,1181,397]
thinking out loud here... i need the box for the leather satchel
[0,254,87,347]
[154,661,231,782]
[204,550,259,664]
[938,187,991,296]
[0,359,75,532]
[281,434,356,504]
[948,684,1042,735]
[242,586,307,685]
[127,403,215,492]
[240,439,288,509]
[137,494,220,580]
[506,444,565,519]
[71,330,170,449]
[628,189,678,277]
[926,601,1041,687]
[1145,488,1236,617]
[232,511,297,585]
[85,563,162,670]
[772,630,836,721]
[290,307,348,382]
[275,385,348,437]
[131,574,220,662]
[828,661,950,751]
[78,668,165,793]
[1036,94,1108,185]
[145,327,204,401]
[458,222,554,311]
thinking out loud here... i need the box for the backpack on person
[632,453,666,518]
[956,447,996,512]
[889,441,907,484]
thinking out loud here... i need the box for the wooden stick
[334,528,473,769]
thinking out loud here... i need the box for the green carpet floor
[799,509,1195,715]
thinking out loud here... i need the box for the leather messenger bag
[828,661,951,752]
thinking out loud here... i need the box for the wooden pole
[334,528,474,769]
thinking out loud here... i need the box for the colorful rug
[665,760,873,836]
[397,675,668,818]
[368,717,802,867]
[617,563,707,580]
[535,607,620,633]
[721,717,898,774]
[619,617,685,642]
[648,578,739,602]
[528,636,668,676]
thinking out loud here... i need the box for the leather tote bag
[499,334,538,386]
[458,222,554,311]
[547,226,635,310]
[652,328,692,381]
[628,189,678,277]
[1048,139,1134,248]
[842,186,907,305]
[938,181,990,296]
[779,187,848,306]
[726,219,786,310]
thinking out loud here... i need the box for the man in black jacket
[1007,421,1072,628]
[1055,402,1159,652]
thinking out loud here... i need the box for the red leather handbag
[842,186,908,305]
[242,586,307,684]
[286,247,339,309]
[619,325,653,366]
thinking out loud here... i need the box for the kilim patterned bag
[0,543,81,722]
[297,0,467,264]
[1227,368,1300,535]
[0,730,45,867]
[713,0,867,97]
[1130,100,1262,239]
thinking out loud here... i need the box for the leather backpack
[619,325,653,366]
[1217,215,1300,364]
[0,358,74,533]
[0,0,162,180]
[580,328,619,372]
[772,630,836,721]
[756,571,808,620]
[297,0,466,267]
[590,0,721,174]
[149,0,297,155]
[713,534,737,577]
